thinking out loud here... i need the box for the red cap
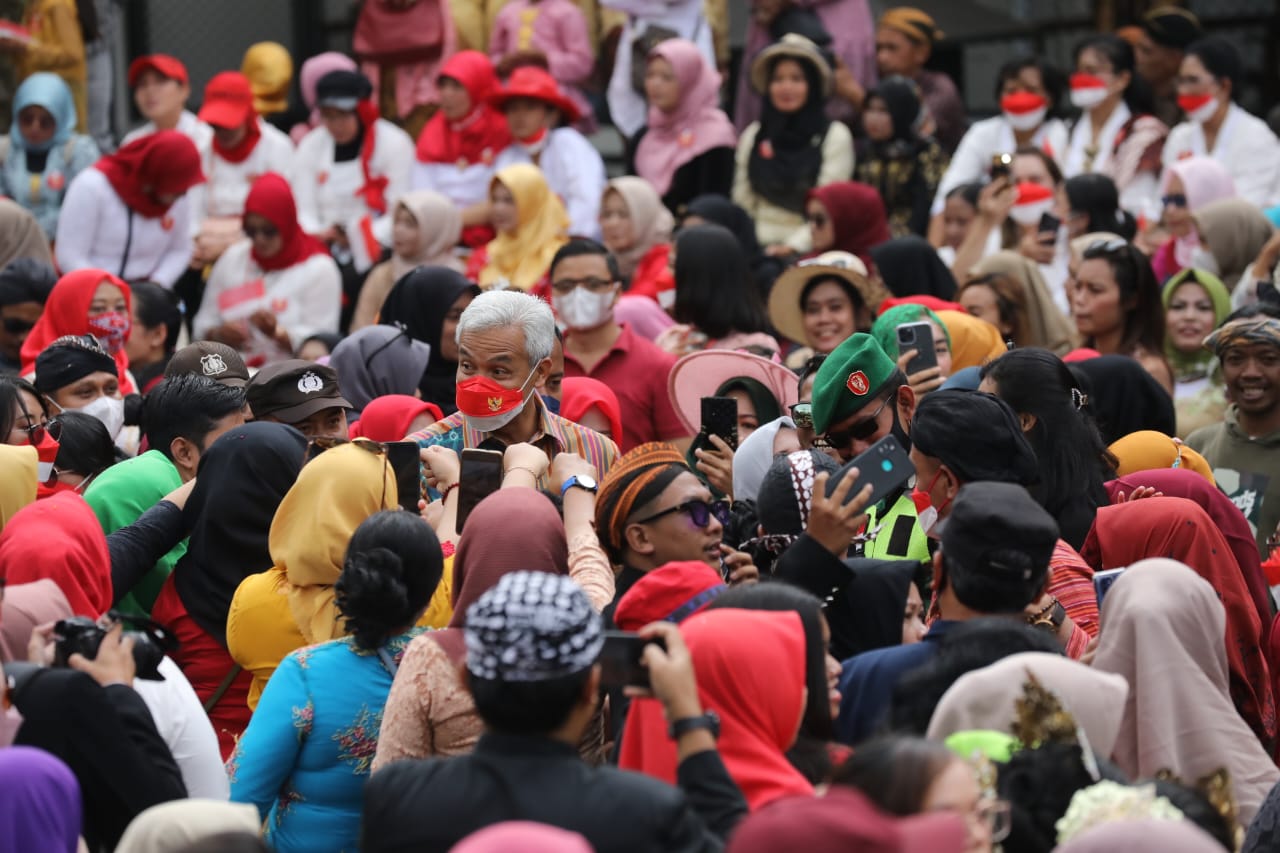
[198,71,256,129]
[128,54,189,88]
[488,66,580,124]
[612,561,726,631]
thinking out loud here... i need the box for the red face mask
[455,371,537,432]
[87,310,130,355]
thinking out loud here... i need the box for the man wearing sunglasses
[0,258,56,374]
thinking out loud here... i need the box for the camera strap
[203,663,242,713]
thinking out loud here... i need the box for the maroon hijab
[806,182,892,267]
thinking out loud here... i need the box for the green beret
[871,303,950,358]
[811,333,898,433]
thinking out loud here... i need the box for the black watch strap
[668,710,721,740]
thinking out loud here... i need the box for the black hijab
[830,559,919,661]
[870,76,924,146]
[1069,355,1176,445]
[747,52,832,213]
[379,266,480,415]
[173,421,306,646]
[869,236,957,300]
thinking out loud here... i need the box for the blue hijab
[12,73,77,152]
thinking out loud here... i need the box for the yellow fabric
[420,554,455,628]
[1109,430,1216,486]
[226,568,303,710]
[20,0,87,130]
[479,163,569,291]
[0,444,38,534]
[936,310,1008,371]
[271,442,397,647]
[240,42,293,115]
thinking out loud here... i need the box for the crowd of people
[4,0,1280,851]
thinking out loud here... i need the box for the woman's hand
[69,623,137,687]
[1018,228,1057,265]
[895,350,944,398]
[694,434,734,499]
[503,442,549,483]
[551,452,597,495]
[977,177,1016,224]
[420,445,460,494]
[719,545,759,586]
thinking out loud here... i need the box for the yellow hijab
[241,42,294,115]
[479,163,569,291]
[1108,430,1216,486]
[0,444,37,533]
[936,310,1007,371]
[270,441,396,644]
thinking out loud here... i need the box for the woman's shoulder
[373,119,415,154]
[824,121,853,144]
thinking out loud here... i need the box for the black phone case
[897,322,938,376]
[455,449,505,532]
[824,435,916,508]
[384,442,422,513]
[700,396,739,451]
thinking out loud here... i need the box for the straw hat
[769,252,889,346]
[749,34,832,97]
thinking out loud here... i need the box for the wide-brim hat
[488,66,581,125]
[769,252,889,346]
[749,34,833,98]
[668,350,800,435]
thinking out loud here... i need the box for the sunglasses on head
[302,436,395,508]
[1161,193,1188,209]
[821,396,890,450]
[633,498,731,529]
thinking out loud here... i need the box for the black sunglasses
[22,417,61,447]
[302,436,394,509]
[789,402,813,430]
[821,396,890,449]
[2,316,36,335]
[1161,193,1188,209]
[633,498,731,529]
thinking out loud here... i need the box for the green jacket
[859,490,931,564]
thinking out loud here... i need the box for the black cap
[315,70,372,111]
[246,359,351,423]
[940,482,1058,581]
[34,335,117,394]
[1141,6,1203,49]
[165,341,250,388]
[910,390,1039,487]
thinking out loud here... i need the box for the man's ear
[532,356,553,389]
[169,436,200,479]
[897,384,918,433]
[624,522,656,557]
[583,665,602,704]
[932,549,947,593]
[1019,412,1037,433]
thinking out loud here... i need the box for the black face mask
[889,402,912,454]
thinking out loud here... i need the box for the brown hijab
[0,199,53,269]
[969,251,1076,354]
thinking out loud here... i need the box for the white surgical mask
[1069,87,1108,110]
[77,395,125,440]
[553,287,615,331]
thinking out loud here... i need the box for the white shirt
[1064,102,1131,178]
[54,167,194,287]
[494,127,606,239]
[409,158,496,210]
[932,115,1069,215]
[193,239,342,366]
[132,657,230,800]
[189,119,295,229]
[1163,103,1280,208]
[121,109,214,154]
[292,118,414,235]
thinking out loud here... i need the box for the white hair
[456,290,556,364]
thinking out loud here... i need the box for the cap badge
[846,371,870,396]
[200,353,228,376]
[298,371,325,394]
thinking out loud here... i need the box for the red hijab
[19,269,135,394]
[0,492,112,618]
[415,51,511,167]
[1082,497,1276,748]
[95,129,204,218]
[348,395,442,441]
[806,182,892,267]
[560,377,623,446]
[619,609,814,810]
[242,173,330,272]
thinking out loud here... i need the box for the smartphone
[384,441,422,513]
[1038,211,1062,236]
[1093,568,1126,607]
[990,152,1013,181]
[455,448,506,533]
[824,435,916,508]
[897,321,938,376]
[700,396,739,451]
[597,631,667,689]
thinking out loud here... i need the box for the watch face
[577,475,598,490]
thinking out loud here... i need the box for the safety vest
[857,490,931,564]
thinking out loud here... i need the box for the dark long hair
[831,736,957,814]
[1072,33,1155,115]
[995,57,1066,119]
[1080,240,1165,357]
[1065,174,1136,240]
[673,224,769,338]
[1185,36,1242,101]
[0,376,46,441]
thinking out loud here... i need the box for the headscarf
[270,440,396,644]
[926,652,1130,757]
[20,269,134,393]
[1108,431,1215,484]
[870,303,949,359]
[329,326,433,414]
[1194,199,1275,291]
[605,177,674,279]
[478,164,569,291]
[242,172,329,272]
[1092,559,1279,825]
[747,45,832,213]
[174,423,306,647]
[117,801,259,853]
[0,580,71,663]
[870,236,957,300]
[240,42,293,115]
[595,442,690,560]
[1055,819,1226,853]
[378,266,480,413]
[1160,268,1230,381]
[634,40,738,197]
[806,182,892,267]
[1070,355,1176,444]
[390,190,463,279]
[561,377,624,445]
[732,415,796,503]
[415,51,512,166]
[868,75,923,145]
[936,310,1005,370]
[611,560,726,630]
[833,559,919,659]
[1083,498,1275,749]
[300,51,358,111]
[450,822,594,853]
[0,444,37,533]
[619,609,814,810]
[432,489,569,662]
[685,194,765,261]
[969,251,1077,354]
[1205,314,1280,357]
[94,130,204,219]
[349,394,441,441]
[1159,157,1236,271]
[0,747,81,853]
[0,492,112,617]
[12,72,76,152]
[0,200,54,269]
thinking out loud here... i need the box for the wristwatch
[668,710,721,741]
[560,474,599,498]
[1027,597,1066,633]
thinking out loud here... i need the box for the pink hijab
[1155,157,1236,277]
[634,40,737,197]
[291,52,358,143]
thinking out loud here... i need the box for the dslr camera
[53,612,176,681]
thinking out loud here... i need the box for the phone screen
[597,631,667,689]
[384,442,422,513]
[455,449,506,532]
[1038,212,1062,235]
[1093,568,1126,607]
[700,396,739,451]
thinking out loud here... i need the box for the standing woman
[856,76,949,238]
[598,176,674,302]
[194,173,341,368]
[54,130,203,287]
[628,39,737,215]
[1150,156,1235,282]
[1162,268,1230,437]
[465,163,569,293]
[733,35,853,257]
[0,72,99,240]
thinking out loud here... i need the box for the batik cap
[1204,315,1280,358]
[465,572,604,682]
[811,333,898,434]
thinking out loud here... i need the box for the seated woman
[21,268,135,395]
[194,173,341,368]
[1150,156,1235,283]
[961,252,1077,354]
[0,375,48,448]
[871,303,953,393]
[351,189,462,331]
[122,281,180,394]
[560,377,624,445]
[768,251,887,366]
[0,72,98,240]
[668,348,800,446]
[599,177,674,304]
[1192,198,1275,293]
[54,131,204,287]
[627,39,736,215]
[229,511,443,853]
[856,76,949,239]
[290,52,357,144]
[733,35,853,257]
[1064,174,1136,242]
[465,163,569,294]
[1161,268,1230,437]
[120,54,210,150]
[804,181,892,267]
[682,193,784,294]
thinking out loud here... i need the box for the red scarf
[414,51,511,167]
[243,173,330,272]
[95,129,204,219]
[212,118,262,164]
[355,101,388,215]
[19,268,136,394]
[0,492,113,618]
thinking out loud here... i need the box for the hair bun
[335,547,413,649]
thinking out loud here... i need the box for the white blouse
[1163,103,1280,209]
[190,119,296,227]
[292,118,414,236]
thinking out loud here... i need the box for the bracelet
[439,482,459,502]
[1026,597,1066,632]
[504,466,541,480]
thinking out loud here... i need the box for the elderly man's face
[457,324,550,392]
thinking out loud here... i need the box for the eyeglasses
[550,277,617,295]
[821,396,891,450]
[632,498,731,529]
[302,436,394,509]
[1161,193,1188,209]
[789,402,813,429]
[2,317,35,335]
[243,224,280,240]
[21,417,60,447]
